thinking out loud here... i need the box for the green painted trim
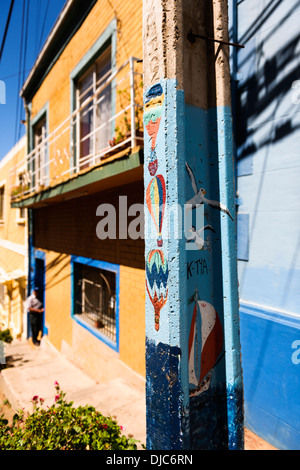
[11,150,142,208]
[69,18,117,170]
[26,102,32,155]
[30,101,49,151]
[70,18,117,81]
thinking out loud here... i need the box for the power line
[0,0,15,63]
[38,0,50,53]
[14,0,26,144]
[18,0,29,141]
[0,68,32,81]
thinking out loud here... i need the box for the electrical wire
[0,0,15,63]
[18,0,29,141]
[38,0,50,53]
[14,0,29,144]
[34,0,40,58]
[14,0,26,145]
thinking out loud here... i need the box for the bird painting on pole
[185,162,233,220]
[186,225,215,251]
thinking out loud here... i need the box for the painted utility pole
[143,0,244,450]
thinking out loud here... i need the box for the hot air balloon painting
[146,174,166,247]
[146,250,169,331]
[144,83,164,153]
[188,290,224,397]
[148,148,158,176]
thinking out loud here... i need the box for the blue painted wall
[229,0,300,449]
[240,303,300,449]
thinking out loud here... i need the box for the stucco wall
[34,180,145,377]
[229,0,300,450]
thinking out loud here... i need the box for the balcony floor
[11,147,143,209]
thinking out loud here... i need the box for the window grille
[74,263,116,343]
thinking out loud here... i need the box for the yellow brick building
[11,0,145,381]
[0,136,27,338]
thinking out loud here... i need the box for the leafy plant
[111,80,144,143]
[109,126,125,147]
[11,183,30,198]
[0,329,13,344]
[0,382,138,450]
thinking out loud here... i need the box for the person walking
[27,287,44,346]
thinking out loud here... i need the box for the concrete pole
[212,0,244,449]
[143,0,244,450]
[143,0,188,450]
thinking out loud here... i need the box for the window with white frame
[32,116,47,188]
[76,45,112,167]
[73,261,117,344]
[0,284,4,309]
[18,207,26,221]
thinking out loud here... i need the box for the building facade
[8,0,299,450]
[11,0,145,382]
[0,136,27,338]
[229,0,300,450]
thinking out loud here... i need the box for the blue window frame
[71,255,120,352]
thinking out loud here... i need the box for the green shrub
[0,382,138,450]
[0,329,13,344]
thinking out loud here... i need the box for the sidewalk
[0,339,277,451]
[0,339,147,447]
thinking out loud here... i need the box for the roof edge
[20,0,97,101]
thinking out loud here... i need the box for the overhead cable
[0,0,15,63]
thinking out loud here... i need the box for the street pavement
[0,338,277,451]
[0,338,146,448]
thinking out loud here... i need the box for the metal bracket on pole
[187,29,245,48]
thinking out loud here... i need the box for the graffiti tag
[187,258,208,279]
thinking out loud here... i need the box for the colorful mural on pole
[146,249,169,331]
[186,225,215,251]
[144,83,165,177]
[144,83,168,331]
[144,83,164,149]
[188,289,224,397]
[146,175,166,247]
[185,162,233,220]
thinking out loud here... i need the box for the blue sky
[0,0,66,160]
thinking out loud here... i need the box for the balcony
[10,57,143,205]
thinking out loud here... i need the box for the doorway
[28,251,46,340]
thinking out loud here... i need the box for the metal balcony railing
[10,57,143,201]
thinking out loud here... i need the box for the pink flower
[39,398,45,404]
[32,395,39,402]
[54,395,60,402]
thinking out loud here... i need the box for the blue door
[27,251,46,340]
